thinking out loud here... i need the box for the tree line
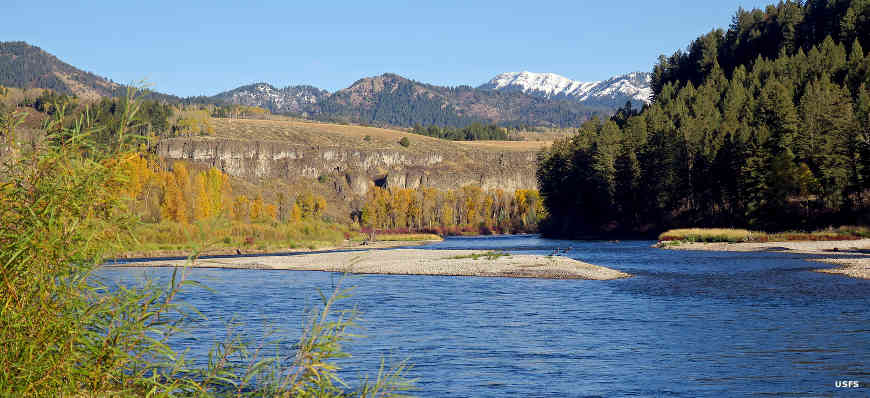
[409,122,514,140]
[356,186,544,234]
[119,155,327,225]
[538,0,870,237]
[2,87,282,144]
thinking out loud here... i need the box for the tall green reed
[0,88,413,397]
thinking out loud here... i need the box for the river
[98,235,870,396]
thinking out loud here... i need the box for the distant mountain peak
[212,82,329,115]
[480,71,652,108]
[485,71,599,97]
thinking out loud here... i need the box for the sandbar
[110,248,631,280]
[658,239,870,279]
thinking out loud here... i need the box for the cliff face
[156,137,538,197]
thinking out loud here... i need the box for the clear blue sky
[4,0,774,97]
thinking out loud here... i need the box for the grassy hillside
[158,116,547,226]
[208,116,553,152]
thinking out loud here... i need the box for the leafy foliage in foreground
[0,90,414,396]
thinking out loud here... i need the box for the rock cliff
[156,137,539,198]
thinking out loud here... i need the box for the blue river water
[98,235,870,397]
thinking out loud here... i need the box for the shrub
[0,90,414,396]
[398,137,410,147]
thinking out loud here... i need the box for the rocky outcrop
[156,137,538,196]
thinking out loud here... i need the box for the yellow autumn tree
[296,192,314,218]
[251,194,265,221]
[513,189,529,225]
[407,191,422,229]
[264,204,278,221]
[482,194,495,227]
[205,167,231,216]
[160,170,186,223]
[461,185,482,225]
[313,196,327,219]
[116,153,154,201]
[233,195,250,222]
[358,186,543,232]
[174,109,215,136]
[420,188,437,228]
[289,202,302,223]
[193,172,210,220]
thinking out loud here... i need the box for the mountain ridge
[479,71,652,108]
[207,73,617,128]
[210,71,649,128]
[0,41,180,102]
[1,41,649,128]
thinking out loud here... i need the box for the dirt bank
[112,239,439,260]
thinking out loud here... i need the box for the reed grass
[0,89,414,397]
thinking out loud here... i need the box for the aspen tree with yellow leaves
[358,186,543,233]
[251,194,265,221]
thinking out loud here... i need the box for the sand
[109,248,631,280]
[658,239,870,279]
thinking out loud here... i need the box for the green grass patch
[119,219,349,256]
[658,228,759,243]
[659,226,869,243]
[449,250,511,260]
[349,232,443,242]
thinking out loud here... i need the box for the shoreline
[107,248,631,280]
[657,239,870,279]
[110,239,441,261]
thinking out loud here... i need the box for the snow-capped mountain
[210,72,650,128]
[480,71,652,108]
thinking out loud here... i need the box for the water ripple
[97,236,870,397]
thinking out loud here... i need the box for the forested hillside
[0,41,117,99]
[209,74,612,129]
[537,0,870,237]
[0,41,179,103]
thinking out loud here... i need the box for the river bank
[108,248,631,280]
[658,239,870,279]
[113,238,442,259]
